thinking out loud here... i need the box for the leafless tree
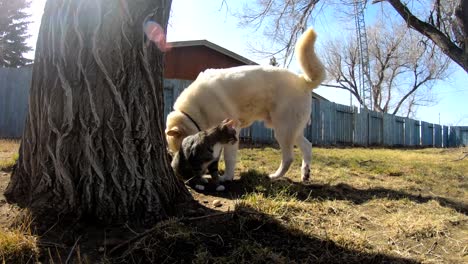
[374,0,467,72]
[322,22,450,115]
[238,0,467,72]
[238,0,322,66]
[5,0,191,225]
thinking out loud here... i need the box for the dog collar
[180,111,201,132]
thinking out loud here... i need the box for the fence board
[318,101,335,145]
[0,67,32,138]
[449,126,468,147]
[404,118,415,146]
[304,97,320,145]
[334,104,354,145]
[442,126,449,147]
[404,118,413,146]
[239,125,251,141]
[434,124,442,147]
[405,119,422,147]
[163,79,193,123]
[383,113,394,146]
[251,121,274,143]
[354,108,369,146]
[393,117,405,146]
[421,122,434,147]
[369,112,383,145]
[448,127,459,147]
[414,120,422,146]
[462,128,468,147]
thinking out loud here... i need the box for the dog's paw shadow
[236,169,298,196]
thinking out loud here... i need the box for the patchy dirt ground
[0,141,466,263]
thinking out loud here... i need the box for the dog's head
[165,111,199,154]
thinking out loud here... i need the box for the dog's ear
[221,119,239,136]
[224,119,239,129]
[166,127,181,137]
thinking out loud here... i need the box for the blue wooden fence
[0,66,32,138]
[1,68,467,147]
[448,126,468,147]
[163,79,192,123]
[236,99,466,148]
[236,100,460,147]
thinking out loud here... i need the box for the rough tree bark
[5,0,191,224]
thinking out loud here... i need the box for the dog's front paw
[301,164,310,182]
[215,185,225,192]
[200,175,210,184]
[194,184,205,191]
[268,173,283,181]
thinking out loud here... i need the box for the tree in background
[374,0,467,73]
[322,22,451,116]
[239,0,467,73]
[0,0,32,67]
[5,0,191,225]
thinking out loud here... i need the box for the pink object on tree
[144,21,172,52]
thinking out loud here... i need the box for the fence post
[434,124,442,147]
[367,109,371,147]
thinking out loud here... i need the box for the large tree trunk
[5,0,191,224]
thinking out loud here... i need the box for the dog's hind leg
[296,135,312,182]
[269,126,295,180]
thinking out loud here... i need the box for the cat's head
[218,119,239,144]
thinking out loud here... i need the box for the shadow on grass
[28,197,419,263]
[19,167,463,263]
[108,202,418,264]
[208,170,467,216]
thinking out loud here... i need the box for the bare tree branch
[237,0,321,65]
[323,22,450,115]
[238,0,466,73]
[373,0,467,72]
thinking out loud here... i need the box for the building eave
[168,40,258,65]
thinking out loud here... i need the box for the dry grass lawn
[0,139,19,171]
[0,139,466,263]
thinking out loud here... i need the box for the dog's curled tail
[295,28,326,90]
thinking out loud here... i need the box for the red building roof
[163,40,257,80]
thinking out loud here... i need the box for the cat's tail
[295,28,326,90]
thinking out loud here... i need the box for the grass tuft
[0,209,39,263]
[0,139,20,171]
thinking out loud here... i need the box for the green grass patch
[0,153,18,171]
[0,140,20,171]
[0,210,39,263]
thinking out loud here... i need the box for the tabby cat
[171,119,238,191]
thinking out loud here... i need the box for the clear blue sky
[27,0,467,126]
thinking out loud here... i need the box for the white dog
[165,28,326,182]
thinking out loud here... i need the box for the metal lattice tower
[353,0,373,110]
